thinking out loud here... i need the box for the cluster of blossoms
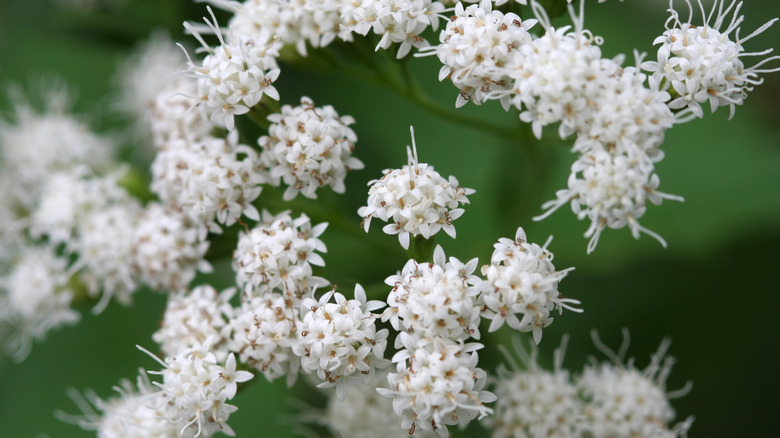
[257,96,364,200]
[487,334,693,438]
[359,128,474,249]
[8,0,778,436]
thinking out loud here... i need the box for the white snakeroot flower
[340,0,446,58]
[153,285,235,362]
[0,86,113,205]
[72,200,143,314]
[258,96,364,200]
[229,292,301,385]
[233,209,329,301]
[182,7,281,131]
[323,369,437,438]
[579,330,694,438]
[480,227,579,344]
[487,336,584,438]
[58,371,178,438]
[151,132,264,232]
[358,127,474,250]
[30,168,130,247]
[294,284,389,400]
[426,0,537,109]
[139,342,254,437]
[534,150,684,253]
[383,245,485,343]
[509,1,608,139]
[378,340,496,437]
[148,75,215,147]
[0,245,79,362]
[134,203,212,292]
[641,0,780,119]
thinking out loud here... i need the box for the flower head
[358,127,474,250]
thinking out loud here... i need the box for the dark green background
[1,0,778,436]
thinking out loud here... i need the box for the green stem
[408,234,436,262]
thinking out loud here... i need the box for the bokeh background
[0,0,778,436]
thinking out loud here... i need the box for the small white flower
[579,330,694,438]
[383,245,485,343]
[233,210,329,301]
[182,7,282,131]
[487,336,584,438]
[378,340,495,437]
[427,0,536,109]
[228,291,302,385]
[153,285,235,361]
[480,227,579,343]
[0,245,80,361]
[139,341,254,437]
[642,0,780,119]
[358,127,474,250]
[258,96,364,200]
[294,284,389,400]
[534,150,683,253]
[134,203,212,292]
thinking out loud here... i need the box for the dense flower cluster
[258,96,363,200]
[359,128,474,249]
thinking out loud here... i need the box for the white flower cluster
[258,96,364,200]
[340,0,446,58]
[579,333,694,438]
[359,128,474,250]
[153,285,235,362]
[58,371,178,438]
[134,203,212,292]
[379,340,496,437]
[481,227,580,343]
[430,0,537,109]
[294,285,389,400]
[323,369,437,438]
[0,245,80,361]
[139,343,254,437]
[383,245,484,343]
[183,7,282,131]
[223,0,350,57]
[151,132,265,233]
[642,0,780,119]
[487,338,582,438]
[379,245,492,436]
[488,334,694,438]
[233,209,329,300]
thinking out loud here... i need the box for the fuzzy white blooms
[59,371,178,438]
[153,285,235,362]
[0,86,113,206]
[0,245,80,361]
[429,0,537,109]
[642,0,780,119]
[151,132,264,232]
[359,127,474,249]
[481,227,579,343]
[295,284,389,400]
[340,0,446,58]
[139,342,254,437]
[232,210,329,300]
[379,340,495,437]
[134,204,212,292]
[534,151,684,253]
[579,331,694,438]
[488,337,583,438]
[323,370,437,438]
[229,292,301,384]
[383,245,485,344]
[183,7,281,131]
[258,96,364,200]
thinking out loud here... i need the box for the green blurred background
[0,0,778,436]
